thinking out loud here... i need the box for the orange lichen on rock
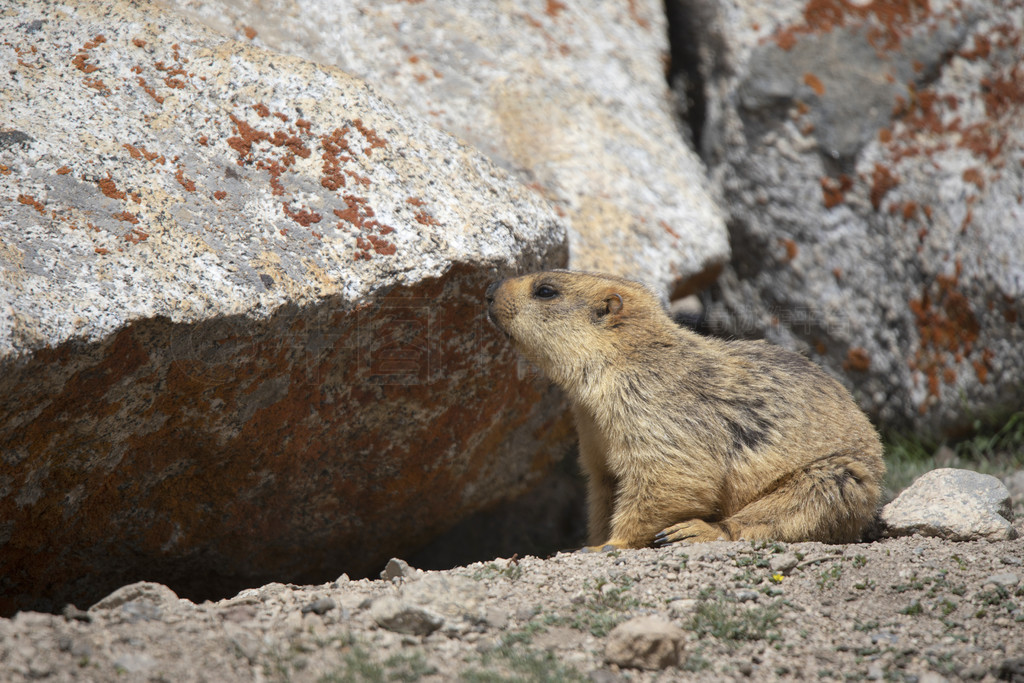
[71,35,107,74]
[17,194,46,215]
[962,167,985,189]
[367,234,396,255]
[773,0,931,53]
[803,72,826,95]
[320,126,353,191]
[227,114,271,159]
[545,0,567,17]
[820,174,852,208]
[352,119,387,155]
[125,227,149,243]
[626,0,651,30]
[413,210,439,226]
[72,54,99,73]
[908,260,983,404]
[137,77,164,103]
[175,167,196,192]
[844,347,871,372]
[869,163,898,210]
[282,203,322,227]
[83,77,109,93]
[333,194,397,259]
[972,348,994,384]
[97,176,126,200]
[227,111,313,200]
[122,143,143,160]
[779,237,798,262]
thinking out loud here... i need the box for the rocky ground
[2,518,1022,682]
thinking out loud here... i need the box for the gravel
[2,522,1022,681]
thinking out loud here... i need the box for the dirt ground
[2,517,1022,682]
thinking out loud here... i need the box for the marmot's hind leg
[656,452,882,545]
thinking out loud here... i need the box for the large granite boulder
[0,0,570,614]
[162,0,729,298]
[675,0,1024,435]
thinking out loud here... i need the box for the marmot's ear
[598,292,623,318]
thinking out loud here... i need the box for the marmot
[486,270,885,548]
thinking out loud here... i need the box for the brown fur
[486,270,885,548]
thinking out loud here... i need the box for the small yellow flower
[770,573,785,584]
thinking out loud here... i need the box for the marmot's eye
[534,284,558,299]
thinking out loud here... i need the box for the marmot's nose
[485,280,500,303]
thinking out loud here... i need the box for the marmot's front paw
[653,519,729,546]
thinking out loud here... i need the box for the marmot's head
[485,270,672,391]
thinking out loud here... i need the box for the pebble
[770,553,800,574]
[223,622,261,664]
[871,632,899,645]
[668,598,698,617]
[983,572,1020,587]
[482,607,509,630]
[90,582,179,612]
[369,597,444,636]
[380,558,422,582]
[61,605,92,623]
[121,601,162,623]
[958,663,989,680]
[112,652,156,673]
[515,606,539,621]
[880,469,1016,541]
[300,597,336,615]
[605,616,684,670]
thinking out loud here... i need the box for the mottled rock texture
[676,0,1024,436]
[604,615,685,670]
[0,0,571,614]
[162,0,729,298]
[881,468,1017,541]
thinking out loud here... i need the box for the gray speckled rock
[89,582,181,612]
[161,0,729,298]
[369,597,444,637]
[881,468,1017,541]
[0,0,570,615]
[605,615,685,670]
[678,0,1024,436]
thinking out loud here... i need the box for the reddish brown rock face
[0,0,573,615]
[0,267,571,614]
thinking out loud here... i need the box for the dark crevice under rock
[663,0,708,154]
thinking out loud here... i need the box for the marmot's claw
[654,530,697,547]
[657,520,723,545]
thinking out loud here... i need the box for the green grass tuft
[882,409,1024,497]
